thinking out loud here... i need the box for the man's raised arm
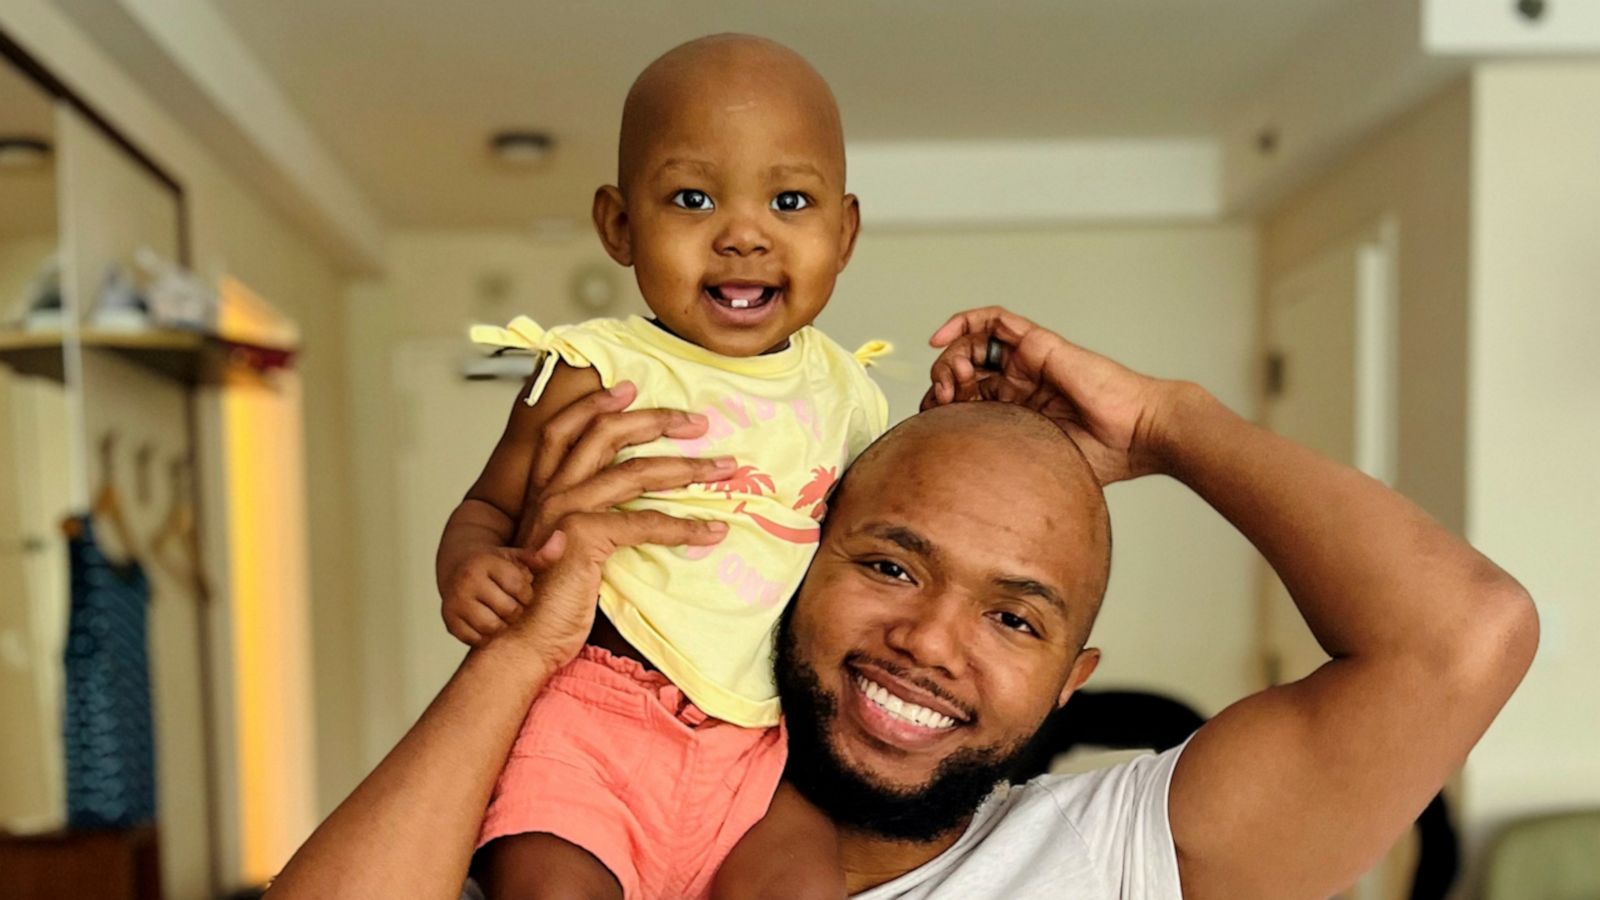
[1155,385,1535,899]
[925,307,1538,900]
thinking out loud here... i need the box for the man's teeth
[730,298,752,309]
[856,676,957,729]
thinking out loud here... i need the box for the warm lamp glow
[223,374,316,884]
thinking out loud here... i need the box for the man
[267,308,1536,899]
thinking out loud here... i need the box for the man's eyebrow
[860,522,935,559]
[994,576,1068,615]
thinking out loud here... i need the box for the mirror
[0,39,211,899]
[62,99,214,897]
[0,42,68,836]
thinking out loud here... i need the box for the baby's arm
[437,362,603,646]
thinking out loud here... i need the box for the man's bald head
[617,34,846,192]
[779,402,1113,835]
[833,402,1113,626]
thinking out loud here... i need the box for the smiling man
[778,402,1109,832]
[268,307,1537,900]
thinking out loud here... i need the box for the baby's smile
[702,279,787,329]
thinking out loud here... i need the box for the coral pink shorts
[477,646,787,899]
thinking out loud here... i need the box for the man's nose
[883,590,970,679]
[713,205,771,257]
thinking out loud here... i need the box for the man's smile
[857,677,957,729]
[843,660,975,753]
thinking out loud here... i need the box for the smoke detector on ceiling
[490,130,555,166]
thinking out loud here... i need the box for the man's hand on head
[920,306,1189,486]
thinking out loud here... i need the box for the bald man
[270,308,1536,900]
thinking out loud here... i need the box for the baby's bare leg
[481,833,622,900]
[711,780,844,900]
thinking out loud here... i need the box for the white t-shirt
[852,742,1187,899]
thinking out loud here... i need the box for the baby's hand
[440,547,536,647]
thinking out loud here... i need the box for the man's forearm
[266,642,555,900]
[1157,384,1535,670]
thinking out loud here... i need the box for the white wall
[1261,81,1472,536]
[1462,60,1600,844]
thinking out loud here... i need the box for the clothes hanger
[90,430,141,563]
[135,440,156,506]
[151,454,210,602]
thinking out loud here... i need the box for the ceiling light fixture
[0,136,52,170]
[490,130,555,166]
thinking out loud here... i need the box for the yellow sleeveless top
[472,315,890,726]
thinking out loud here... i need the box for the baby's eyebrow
[769,162,825,181]
[658,157,717,177]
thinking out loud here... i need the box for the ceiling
[206,0,1351,229]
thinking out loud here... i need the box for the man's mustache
[845,652,978,722]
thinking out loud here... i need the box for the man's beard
[775,614,1029,843]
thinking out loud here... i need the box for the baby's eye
[990,610,1037,635]
[672,189,714,210]
[771,192,811,212]
[862,559,912,583]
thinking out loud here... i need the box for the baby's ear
[836,193,862,271]
[592,185,633,266]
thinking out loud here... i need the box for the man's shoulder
[1023,745,1186,829]
[947,747,1185,895]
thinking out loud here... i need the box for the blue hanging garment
[62,514,157,828]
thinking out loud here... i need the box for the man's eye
[992,611,1037,635]
[672,189,714,210]
[771,192,810,212]
[863,560,912,582]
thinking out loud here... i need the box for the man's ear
[592,185,632,266]
[1056,647,1101,710]
[836,193,861,271]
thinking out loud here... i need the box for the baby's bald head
[617,34,846,193]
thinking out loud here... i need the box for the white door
[0,372,70,833]
[391,341,533,718]
[1261,220,1408,900]
[1261,222,1397,685]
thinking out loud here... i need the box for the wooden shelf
[0,328,292,385]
